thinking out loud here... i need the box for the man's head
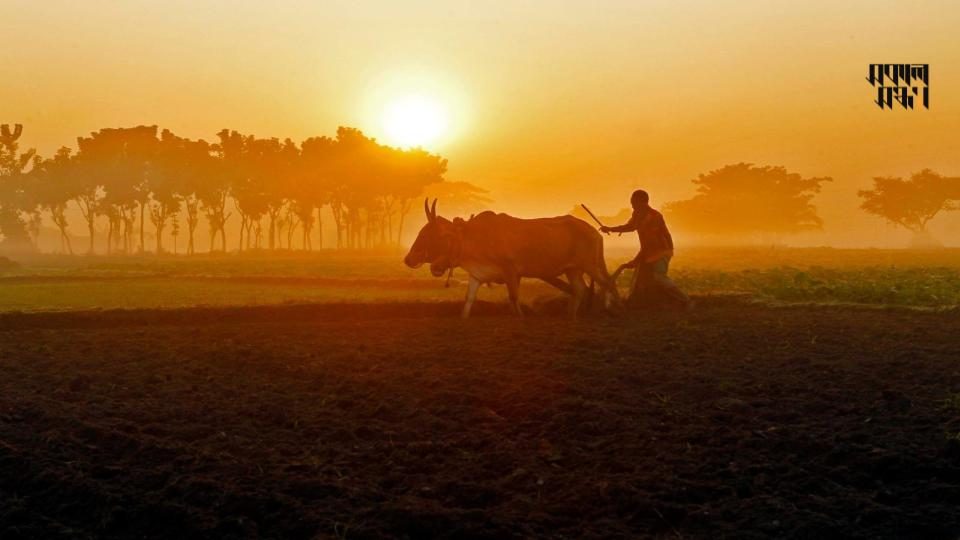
[630,189,650,210]
[403,198,456,277]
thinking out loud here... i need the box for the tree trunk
[320,208,323,250]
[88,219,95,254]
[139,201,145,253]
[268,214,276,250]
[62,228,73,254]
[186,210,197,255]
[238,215,247,251]
[106,216,114,255]
[156,223,164,253]
[397,199,413,246]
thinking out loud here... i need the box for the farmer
[600,189,691,310]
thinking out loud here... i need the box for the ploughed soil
[1,298,960,539]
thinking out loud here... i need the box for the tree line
[2,123,959,253]
[0,124,489,254]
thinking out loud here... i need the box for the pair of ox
[403,199,621,318]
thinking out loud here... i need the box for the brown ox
[403,199,620,318]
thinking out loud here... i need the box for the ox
[404,199,620,318]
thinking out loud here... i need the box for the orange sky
[2,0,959,246]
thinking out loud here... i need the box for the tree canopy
[0,124,452,253]
[665,163,831,237]
[858,169,960,233]
[0,124,39,250]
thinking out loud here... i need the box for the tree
[392,148,448,244]
[331,127,379,249]
[665,163,831,238]
[858,169,960,245]
[297,136,338,250]
[205,129,240,252]
[264,138,299,250]
[152,130,208,254]
[35,147,79,254]
[76,126,159,253]
[0,124,39,251]
[214,129,251,251]
[422,180,490,218]
[0,123,464,254]
[166,134,218,255]
[71,149,103,254]
[150,129,217,253]
[225,133,277,251]
[170,213,181,254]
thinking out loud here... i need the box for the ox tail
[593,236,621,312]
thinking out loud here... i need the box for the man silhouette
[600,189,691,310]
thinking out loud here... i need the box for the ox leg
[462,276,481,318]
[566,270,587,319]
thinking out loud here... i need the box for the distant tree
[394,149,448,243]
[423,180,490,218]
[149,130,187,253]
[150,130,203,254]
[170,213,180,254]
[228,134,286,251]
[858,169,960,246]
[215,129,254,251]
[266,138,299,250]
[71,148,104,254]
[76,126,159,253]
[3,124,461,254]
[297,136,338,250]
[665,163,831,238]
[331,127,378,248]
[0,124,39,251]
[35,147,79,254]
[168,134,218,255]
[152,130,217,253]
[207,129,242,252]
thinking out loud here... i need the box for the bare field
[1,249,960,538]
[1,300,960,538]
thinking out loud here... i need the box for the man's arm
[600,212,638,234]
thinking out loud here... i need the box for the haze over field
[2,0,959,247]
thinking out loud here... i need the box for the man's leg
[650,256,690,309]
[627,264,654,308]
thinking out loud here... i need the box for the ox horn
[424,198,432,222]
[430,198,437,220]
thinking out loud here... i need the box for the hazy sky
[3,0,959,245]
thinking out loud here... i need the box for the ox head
[404,198,458,277]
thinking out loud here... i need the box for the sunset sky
[3,0,959,245]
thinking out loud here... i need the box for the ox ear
[430,199,438,220]
[424,198,433,223]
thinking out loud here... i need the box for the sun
[382,94,448,149]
